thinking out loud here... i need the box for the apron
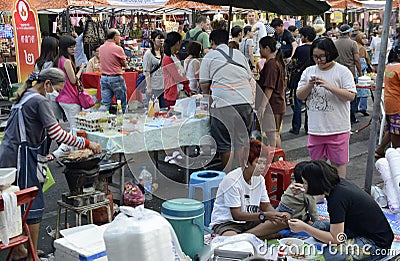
[13,92,48,220]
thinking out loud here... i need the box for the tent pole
[66,8,70,34]
[227,5,232,34]
[364,0,393,194]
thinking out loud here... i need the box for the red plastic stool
[265,161,297,205]
[265,146,286,161]
[263,147,286,192]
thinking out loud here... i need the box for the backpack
[178,30,202,61]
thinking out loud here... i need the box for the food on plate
[65,149,94,160]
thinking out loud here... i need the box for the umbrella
[188,0,330,15]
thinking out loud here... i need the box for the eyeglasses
[312,55,327,61]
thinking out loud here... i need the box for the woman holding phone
[296,37,356,178]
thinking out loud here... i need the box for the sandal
[37,249,46,258]
[374,151,385,159]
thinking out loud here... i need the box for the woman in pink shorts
[297,37,356,178]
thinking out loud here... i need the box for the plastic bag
[123,181,144,207]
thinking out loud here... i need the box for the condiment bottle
[154,98,160,115]
[148,97,154,117]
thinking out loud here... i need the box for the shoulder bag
[76,79,95,109]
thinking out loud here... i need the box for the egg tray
[75,113,116,132]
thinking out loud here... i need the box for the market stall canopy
[329,0,362,9]
[165,0,222,10]
[0,0,108,11]
[106,0,168,8]
[188,0,331,15]
[355,0,400,9]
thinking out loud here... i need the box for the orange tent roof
[0,0,108,11]
[329,0,362,9]
[165,0,221,10]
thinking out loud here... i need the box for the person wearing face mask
[0,68,101,261]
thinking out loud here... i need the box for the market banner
[107,0,168,7]
[12,0,41,83]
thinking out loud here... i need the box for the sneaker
[360,110,369,116]
[351,119,359,124]
[289,128,299,135]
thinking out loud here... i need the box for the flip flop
[37,249,46,258]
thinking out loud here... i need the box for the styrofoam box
[0,185,22,241]
[54,224,109,261]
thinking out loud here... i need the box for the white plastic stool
[188,170,225,227]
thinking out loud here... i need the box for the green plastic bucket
[162,198,205,259]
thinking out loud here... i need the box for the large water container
[162,198,205,259]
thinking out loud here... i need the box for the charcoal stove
[55,152,127,235]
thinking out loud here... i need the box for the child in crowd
[276,162,318,223]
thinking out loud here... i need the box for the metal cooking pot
[62,151,107,170]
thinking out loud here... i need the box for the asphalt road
[0,97,395,260]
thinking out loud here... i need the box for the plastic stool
[189,170,225,227]
[265,161,297,205]
[265,146,286,161]
[263,147,286,192]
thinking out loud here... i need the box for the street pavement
[1,97,395,260]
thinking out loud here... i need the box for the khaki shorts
[212,220,261,235]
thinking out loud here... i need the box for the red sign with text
[12,0,41,83]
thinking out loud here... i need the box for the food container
[278,237,304,255]
[0,168,17,189]
[358,76,372,86]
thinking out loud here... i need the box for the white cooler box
[0,185,22,242]
[54,224,109,261]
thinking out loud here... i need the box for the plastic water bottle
[186,98,196,118]
[99,101,107,112]
[139,166,153,200]
[154,98,160,115]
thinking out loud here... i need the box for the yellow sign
[331,12,343,24]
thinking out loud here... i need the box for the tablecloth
[83,117,211,154]
[81,72,142,102]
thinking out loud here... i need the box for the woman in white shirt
[239,26,256,71]
[184,41,202,93]
[143,30,165,107]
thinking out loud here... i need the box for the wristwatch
[259,212,266,223]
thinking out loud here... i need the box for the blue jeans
[291,89,303,132]
[312,220,388,261]
[100,75,127,112]
[350,97,358,122]
[357,97,368,111]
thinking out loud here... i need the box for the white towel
[0,192,18,245]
